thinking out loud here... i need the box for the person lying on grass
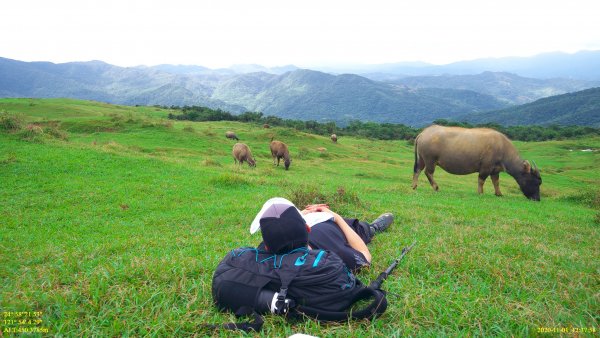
[208,196,393,330]
[252,197,394,272]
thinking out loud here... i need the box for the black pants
[343,218,373,245]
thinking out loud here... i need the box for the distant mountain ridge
[0,57,245,112]
[0,56,510,125]
[325,50,600,80]
[211,69,509,125]
[388,72,595,105]
[1,51,600,126]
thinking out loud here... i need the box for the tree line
[166,105,600,142]
[432,119,600,141]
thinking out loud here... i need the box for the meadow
[1,98,598,337]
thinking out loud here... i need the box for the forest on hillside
[166,106,600,141]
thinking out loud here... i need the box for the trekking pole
[369,241,416,290]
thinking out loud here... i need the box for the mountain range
[456,87,600,127]
[326,50,600,80]
[1,51,600,126]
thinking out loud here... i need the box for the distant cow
[232,143,256,168]
[331,134,337,143]
[263,124,270,129]
[412,125,542,200]
[225,131,239,140]
[270,140,291,170]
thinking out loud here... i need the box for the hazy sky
[2,0,599,68]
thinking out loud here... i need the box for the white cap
[250,197,334,234]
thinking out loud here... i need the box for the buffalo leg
[424,164,439,191]
[478,173,489,194]
[412,171,421,189]
[412,155,425,189]
[491,174,502,196]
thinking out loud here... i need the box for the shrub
[329,186,363,215]
[560,190,600,209]
[287,185,363,215]
[0,112,24,132]
[288,185,328,207]
[19,124,44,142]
[44,126,69,140]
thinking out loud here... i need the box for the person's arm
[302,205,372,263]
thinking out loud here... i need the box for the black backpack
[209,247,387,332]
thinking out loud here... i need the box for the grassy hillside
[1,98,598,336]
[458,87,600,127]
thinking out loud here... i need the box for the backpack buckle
[273,288,291,315]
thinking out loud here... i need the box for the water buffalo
[269,140,291,170]
[225,131,239,141]
[232,143,256,168]
[412,125,542,200]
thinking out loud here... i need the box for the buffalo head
[517,160,542,201]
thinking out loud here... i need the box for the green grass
[1,98,599,337]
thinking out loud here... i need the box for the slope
[0,98,598,336]
[456,87,600,127]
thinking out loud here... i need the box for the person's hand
[302,204,329,214]
[302,204,342,222]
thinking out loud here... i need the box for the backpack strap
[201,306,264,333]
[272,264,300,315]
[294,287,387,321]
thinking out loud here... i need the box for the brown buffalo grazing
[331,134,338,143]
[263,124,270,129]
[225,131,239,140]
[269,140,291,170]
[412,125,542,200]
[232,143,256,168]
